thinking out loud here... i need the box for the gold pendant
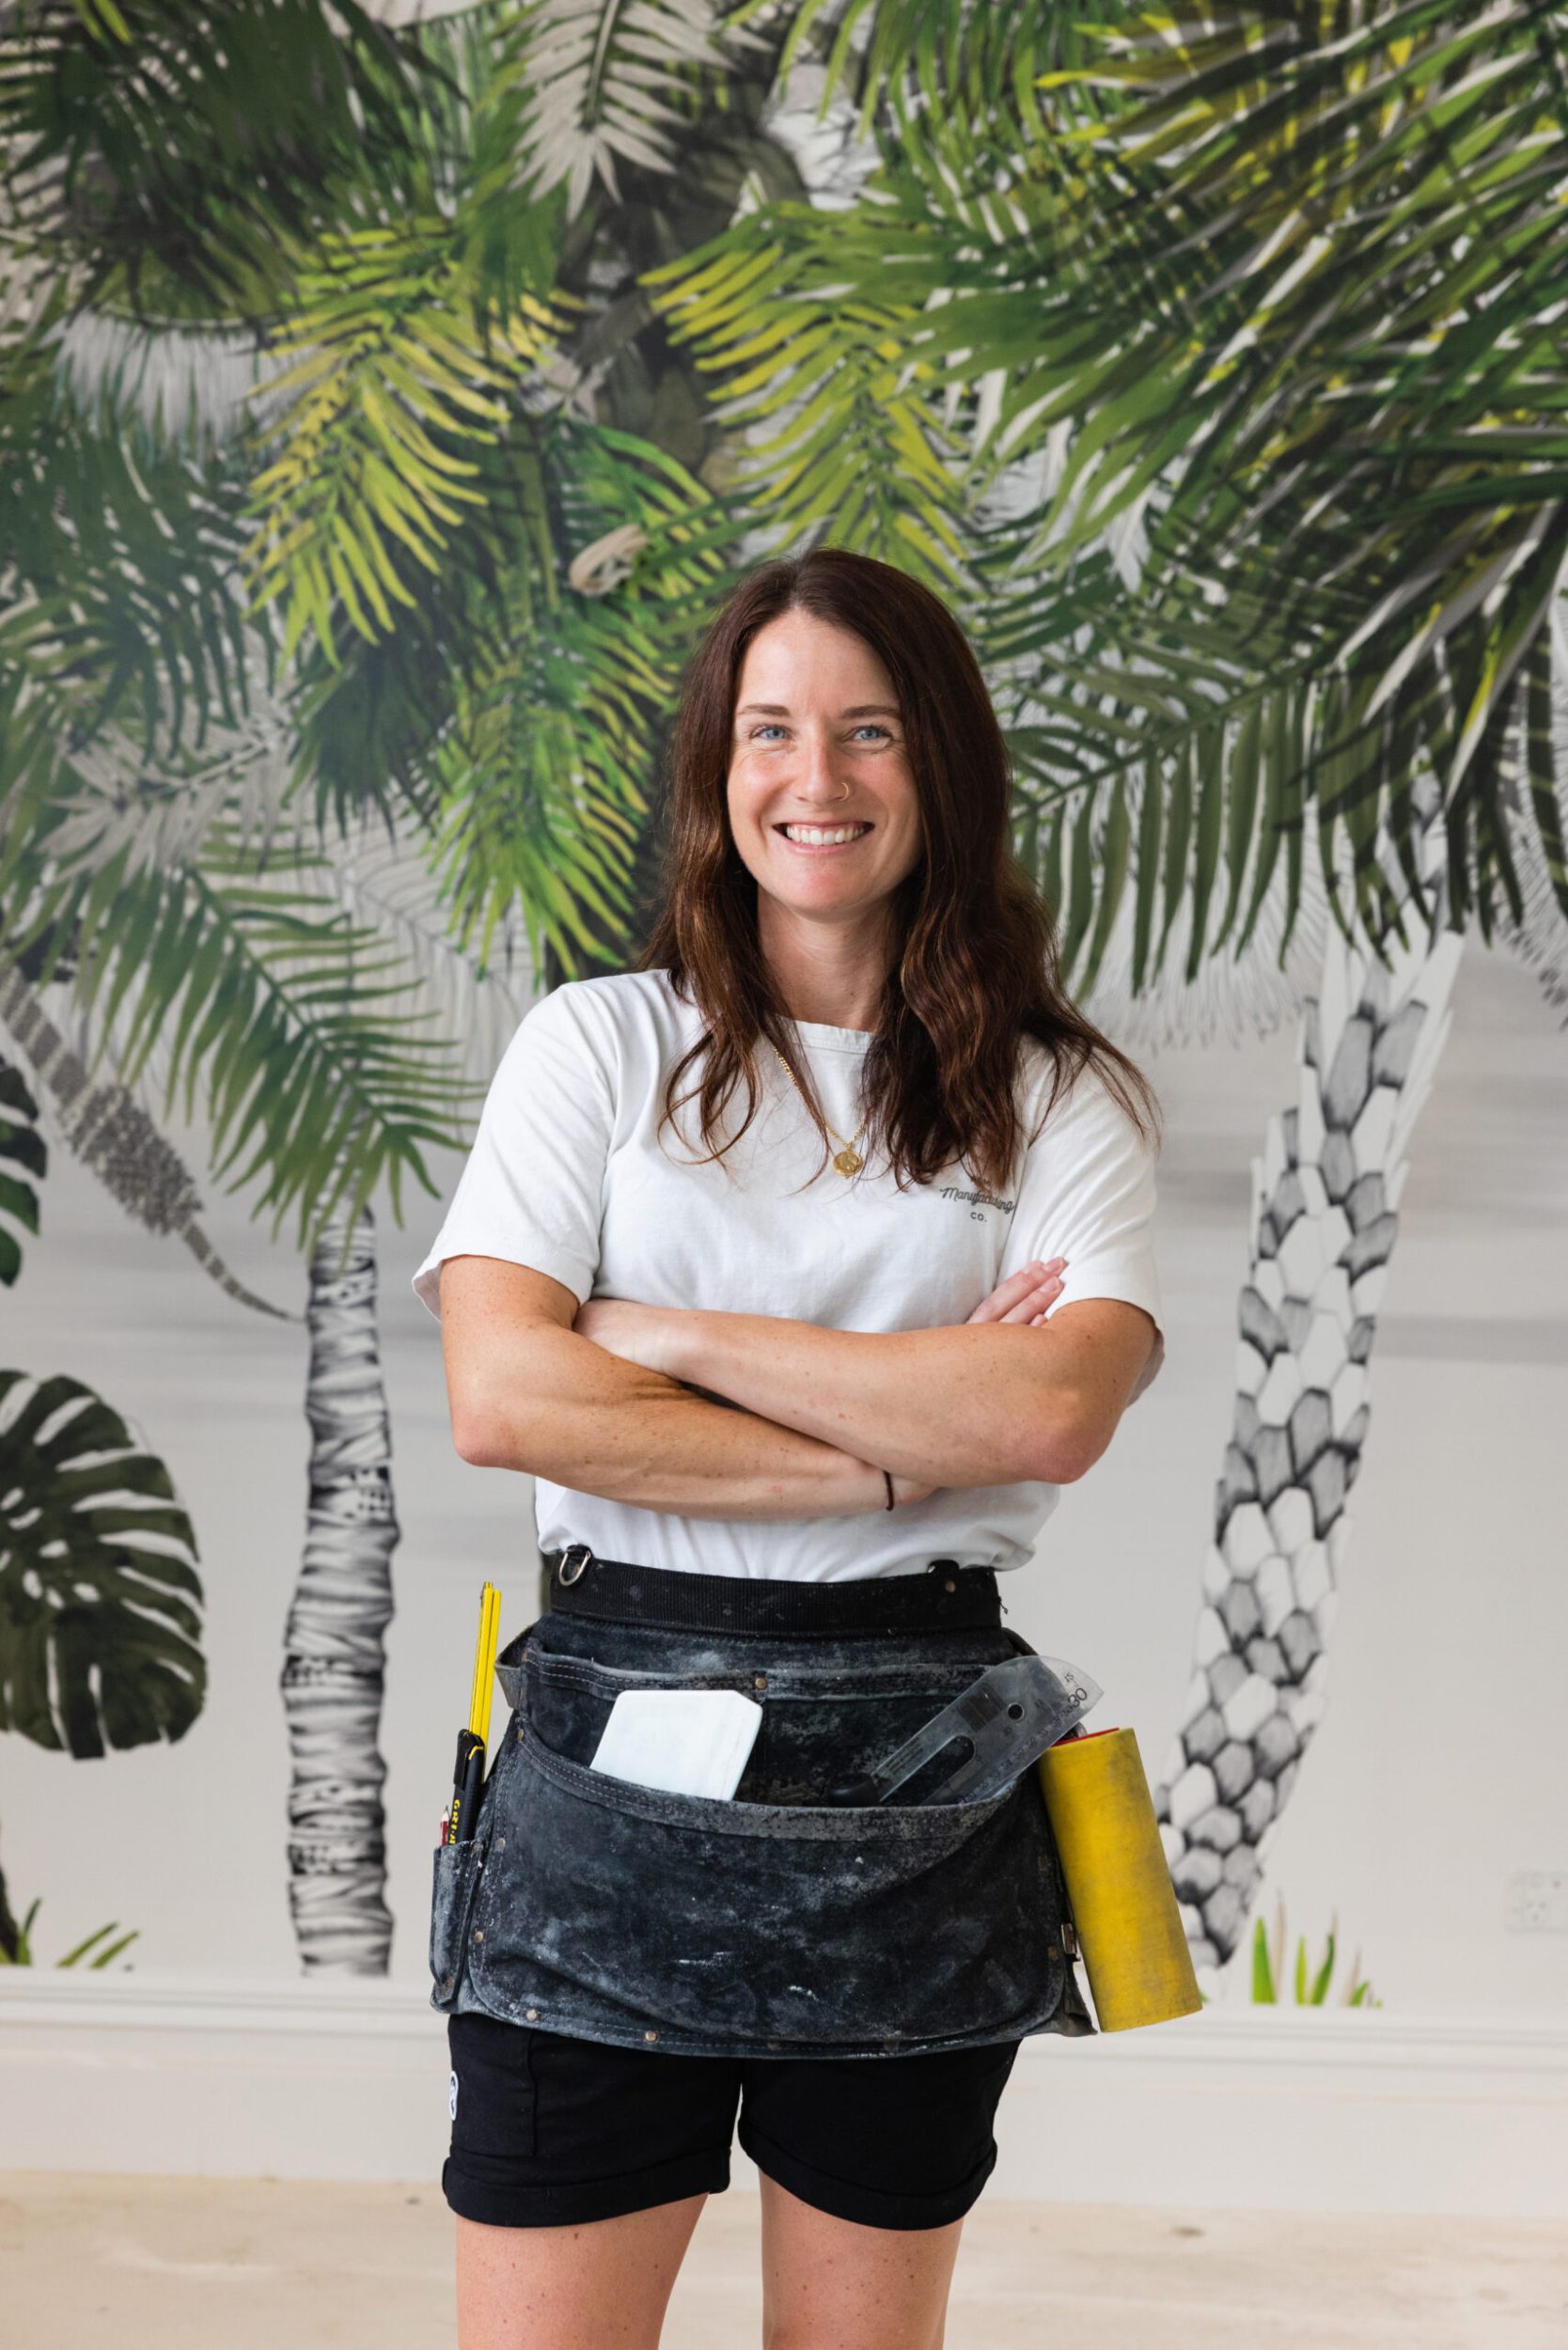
[832,1146,864,1177]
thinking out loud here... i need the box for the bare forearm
[452,1324,884,1520]
[666,1311,1081,1487]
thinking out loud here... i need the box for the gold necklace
[770,1042,870,1178]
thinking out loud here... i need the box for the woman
[414,547,1166,2350]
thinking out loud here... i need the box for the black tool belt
[429,1546,1096,2058]
[540,1542,1002,1637]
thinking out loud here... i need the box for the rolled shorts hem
[442,2144,730,2230]
[737,2117,1000,2232]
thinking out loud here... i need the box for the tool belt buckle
[556,1543,593,1588]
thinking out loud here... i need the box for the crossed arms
[437,1257,1159,1521]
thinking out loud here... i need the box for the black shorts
[445,2010,1021,2232]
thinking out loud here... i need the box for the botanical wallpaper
[2,1,1564,1978]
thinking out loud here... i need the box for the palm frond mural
[494,0,756,217]
[0,967,293,1319]
[243,222,562,668]
[643,0,1568,1973]
[650,200,982,583]
[0,0,748,1973]
[2,0,1563,1993]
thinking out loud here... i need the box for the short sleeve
[411,984,614,1319]
[1001,1058,1167,1405]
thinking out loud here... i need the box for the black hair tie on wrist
[883,1470,896,1511]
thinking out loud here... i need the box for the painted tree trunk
[280,1202,399,1973]
[1155,812,1465,1968]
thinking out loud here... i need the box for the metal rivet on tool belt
[644,2029,659,2043]
[754,1674,768,1691]
[473,1929,483,1942]
[525,2009,539,2021]
[494,1838,506,1852]
[944,1579,956,1592]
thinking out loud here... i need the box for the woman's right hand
[879,1258,1070,1506]
[964,1256,1069,1329]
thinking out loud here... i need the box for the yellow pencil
[447,1581,502,1844]
[468,1581,501,1741]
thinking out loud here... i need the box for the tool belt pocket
[465,1649,1066,2056]
[524,1645,990,1806]
[429,1785,495,2013]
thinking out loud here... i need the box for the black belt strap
[541,1544,1002,1636]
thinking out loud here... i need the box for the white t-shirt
[413,968,1166,1581]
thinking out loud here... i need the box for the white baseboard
[3,1977,1564,2217]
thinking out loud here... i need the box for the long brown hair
[633,547,1161,1194]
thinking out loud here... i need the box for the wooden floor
[2,2175,1563,2348]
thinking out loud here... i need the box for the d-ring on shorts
[432,1548,1093,2230]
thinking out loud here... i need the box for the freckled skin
[456,2184,963,2350]
[457,2201,703,2349]
[760,2182,963,2350]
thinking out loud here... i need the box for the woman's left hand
[572,1295,680,1378]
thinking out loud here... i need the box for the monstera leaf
[0,1372,204,1757]
[0,1058,45,1288]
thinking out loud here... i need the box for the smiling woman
[414,546,1167,2350]
[724,610,925,1039]
[635,547,1162,1200]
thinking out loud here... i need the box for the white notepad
[589,1689,763,1800]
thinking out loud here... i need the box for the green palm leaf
[8,835,477,1252]
[0,352,257,759]
[0,0,437,313]
[243,221,563,667]
[295,407,739,964]
[693,5,1568,960]
[0,1056,46,1288]
[725,0,1110,142]
[983,487,1452,979]
[0,1369,203,1757]
[646,204,981,585]
[1004,3,1568,935]
[433,418,740,974]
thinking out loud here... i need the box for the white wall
[3,942,1564,2050]
[4,1978,1563,2217]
